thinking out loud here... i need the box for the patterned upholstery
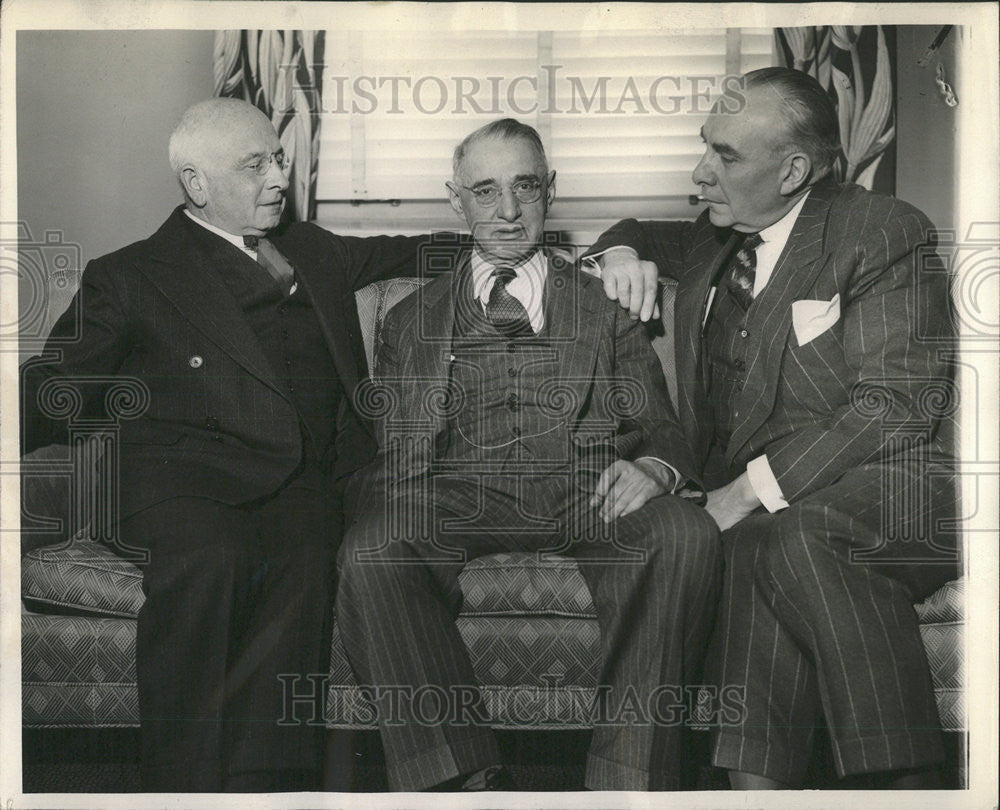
[22,610,137,727]
[23,537,144,619]
[20,276,966,734]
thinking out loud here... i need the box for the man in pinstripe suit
[335,119,722,791]
[587,67,959,788]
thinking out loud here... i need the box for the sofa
[21,276,965,754]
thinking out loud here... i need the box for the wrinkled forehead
[203,111,281,167]
[456,135,548,183]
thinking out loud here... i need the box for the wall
[17,30,214,339]
[895,25,959,233]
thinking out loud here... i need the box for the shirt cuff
[581,245,639,277]
[746,455,789,512]
[636,456,682,494]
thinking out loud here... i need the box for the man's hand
[705,472,762,531]
[598,247,661,322]
[590,459,674,522]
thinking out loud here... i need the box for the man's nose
[495,187,521,221]
[268,159,290,191]
[691,151,714,187]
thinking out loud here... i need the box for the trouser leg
[710,464,958,784]
[336,475,522,791]
[130,481,340,791]
[129,498,257,792]
[566,494,721,791]
[224,482,340,783]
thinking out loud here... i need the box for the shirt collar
[757,189,811,249]
[471,249,547,303]
[184,208,256,255]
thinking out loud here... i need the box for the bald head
[168,98,273,175]
[169,97,289,236]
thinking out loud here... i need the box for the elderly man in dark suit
[587,67,959,789]
[19,99,659,792]
[335,118,722,792]
[19,97,441,792]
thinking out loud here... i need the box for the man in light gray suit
[588,67,959,789]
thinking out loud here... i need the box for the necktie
[485,267,533,335]
[243,235,295,296]
[725,232,762,310]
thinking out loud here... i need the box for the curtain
[214,30,325,222]
[775,26,896,192]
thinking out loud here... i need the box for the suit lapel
[726,180,838,462]
[139,208,282,393]
[678,227,740,453]
[409,261,462,429]
[544,252,603,391]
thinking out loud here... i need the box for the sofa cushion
[458,553,596,618]
[22,538,145,619]
[914,576,962,624]
[22,611,138,727]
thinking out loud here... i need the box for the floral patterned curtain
[214,30,325,222]
[775,26,895,191]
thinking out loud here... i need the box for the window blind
[315,28,775,229]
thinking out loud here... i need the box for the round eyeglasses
[247,151,292,176]
[460,179,545,208]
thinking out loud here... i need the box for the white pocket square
[792,294,840,346]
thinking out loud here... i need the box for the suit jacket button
[189,355,203,368]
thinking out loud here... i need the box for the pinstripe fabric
[337,475,720,791]
[586,179,960,783]
[709,463,956,783]
[336,259,720,791]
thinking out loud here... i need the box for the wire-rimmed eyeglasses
[459,179,545,208]
[246,150,292,176]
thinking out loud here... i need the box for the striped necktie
[485,267,533,335]
[243,235,295,296]
[725,232,762,310]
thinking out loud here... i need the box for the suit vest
[704,283,753,450]
[215,253,342,469]
[443,302,568,468]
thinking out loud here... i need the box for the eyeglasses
[460,179,545,208]
[246,151,292,176]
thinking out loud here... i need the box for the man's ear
[180,166,208,208]
[779,152,812,196]
[545,170,557,209]
[445,181,465,218]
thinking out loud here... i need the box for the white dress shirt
[743,189,811,512]
[470,249,548,334]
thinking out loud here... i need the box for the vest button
[506,393,519,411]
[508,367,517,377]
[739,329,748,339]
[188,355,203,368]
[506,342,517,353]
[512,425,521,436]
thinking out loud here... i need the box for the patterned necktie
[485,267,533,335]
[725,232,763,310]
[243,235,295,296]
